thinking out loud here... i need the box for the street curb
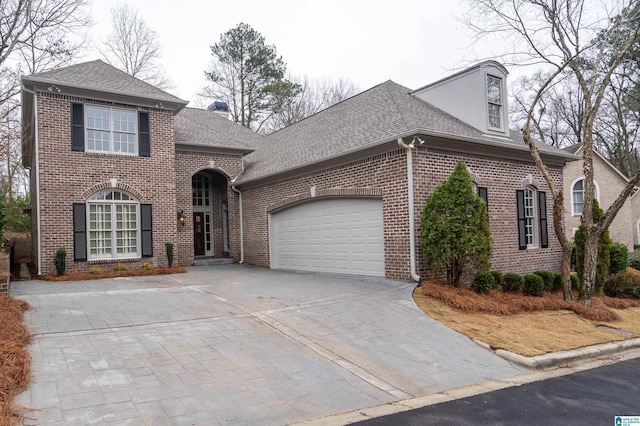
[475,337,640,369]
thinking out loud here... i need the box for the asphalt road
[354,357,640,426]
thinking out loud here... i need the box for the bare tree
[263,76,359,133]
[464,0,640,306]
[0,0,89,197]
[100,4,172,89]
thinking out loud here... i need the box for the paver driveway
[12,265,524,425]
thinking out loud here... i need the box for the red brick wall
[174,151,243,265]
[36,92,178,274]
[240,146,563,281]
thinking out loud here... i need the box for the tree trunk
[578,232,598,306]
[552,193,572,301]
[560,246,572,301]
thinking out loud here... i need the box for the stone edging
[474,337,640,369]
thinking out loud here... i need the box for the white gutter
[398,137,422,282]
[23,85,42,276]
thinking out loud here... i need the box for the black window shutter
[516,190,527,250]
[477,187,488,211]
[141,204,153,257]
[539,191,549,248]
[138,111,150,157]
[73,203,87,261]
[71,103,84,151]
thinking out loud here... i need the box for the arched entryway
[192,170,230,258]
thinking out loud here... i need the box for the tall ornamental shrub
[420,162,492,287]
[574,199,610,294]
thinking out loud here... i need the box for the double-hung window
[86,190,139,260]
[86,106,137,155]
[487,75,502,130]
[71,103,150,157]
[517,187,549,250]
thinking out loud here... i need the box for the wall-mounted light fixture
[177,210,187,226]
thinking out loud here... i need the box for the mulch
[41,266,187,281]
[418,279,640,322]
[0,294,31,425]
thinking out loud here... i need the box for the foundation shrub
[165,242,174,268]
[524,274,544,296]
[113,263,128,271]
[490,270,503,288]
[502,273,524,293]
[551,272,560,291]
[604,271,640,299]
[89,266,103,275]
[533,270,554,291]
[570,273,580,290]
[54,247,66,276]
[473,271,495,295]
[140,262,153,271]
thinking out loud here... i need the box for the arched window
[523,186,538,247]
[572,179,600,215]
[87,189,139,259]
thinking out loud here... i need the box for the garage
[270,198,385,276]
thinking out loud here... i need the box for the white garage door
[270,198,385,277]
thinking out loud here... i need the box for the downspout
[231,160,245,263]
[398,137,422,282]
[23,85,42,276]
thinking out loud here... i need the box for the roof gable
[22,60,187,109]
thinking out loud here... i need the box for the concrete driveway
[12,265,524,425]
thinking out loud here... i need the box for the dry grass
[41,266,187,281]
[414,280,640,357]
[0,294,31,425]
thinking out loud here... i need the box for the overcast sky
[86,0,501,106]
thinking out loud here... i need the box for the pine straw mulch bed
[414,279,640,356]
[40,266,187,281]
[0,294,31,425]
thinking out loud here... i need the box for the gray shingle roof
[237,80,573,183]
[563,144,582,154]
[23,60,187,106]
[175,107,261,153]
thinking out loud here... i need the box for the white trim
[524,186,538,248]
[570,177,601,216]
[637,219,640,245]
[85,105,138,156]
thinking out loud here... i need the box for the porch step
[193,258,234,266]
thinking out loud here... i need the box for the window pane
[487,76,501,103]
[488,104,501,129]
[524,188,537,246]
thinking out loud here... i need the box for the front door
[193,212,205,256]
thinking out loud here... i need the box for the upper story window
[71,102,151,157]
[571,178,600,216]
[86,106,137,154]
[487,75,502,130]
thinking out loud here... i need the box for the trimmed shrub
[630,256,640,270]
[420,162,492,286]
[490,270,503,288]
[89,267,103,275]
[473,271,495,295]
[502,273,524,292]
[524,274,544,296]
[140,262,153,271]
[609,242,629,274]
[533,270,554,291]
[54,247,66,276]
[165,242,174,268]
[113,263,129,271]
[604,271,640,299]
[552,272,562,292]
[570,273,580,290]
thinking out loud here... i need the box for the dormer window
[487,75,502,130]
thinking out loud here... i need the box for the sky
[85,0,501,106]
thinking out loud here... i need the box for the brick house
[563,145,638,250]
[22,59,575,281]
